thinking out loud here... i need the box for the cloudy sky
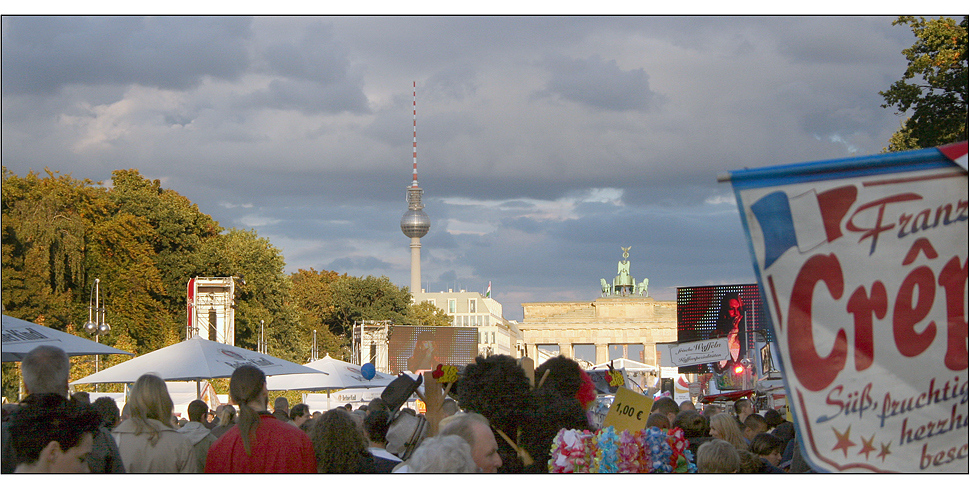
[1,14,930,321]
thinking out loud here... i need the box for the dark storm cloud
[1,16,251,95]
[536,54,663,111]
[262,23,349,83]
[249,22,370,114]
[1,16,928,319]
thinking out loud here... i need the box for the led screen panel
[676,284,769,376]
[387,326,479,374]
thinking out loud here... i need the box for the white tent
[71,336,319,398]
[591,358,658,373]
[266,354,398,410]
[265,354,396,392]
[2,314,133,362]
[74,382,228,419]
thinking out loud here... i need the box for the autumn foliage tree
[2,166,453,400]
[881,16,968,151]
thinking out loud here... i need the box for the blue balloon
[361,363,376,380]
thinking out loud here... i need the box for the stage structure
[352,320,392,374]
[186,277,237,345]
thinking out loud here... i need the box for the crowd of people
[1,344,810,474]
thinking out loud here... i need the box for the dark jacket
[1,394,125,473]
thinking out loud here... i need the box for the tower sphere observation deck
[401,192,430,238]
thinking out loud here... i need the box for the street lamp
[83,278,110,389]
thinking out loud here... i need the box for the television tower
[400,81,430,294]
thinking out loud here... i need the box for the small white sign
[657,338,731,367]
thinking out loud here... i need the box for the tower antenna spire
[401,81,431,294]
[412,80,418,188]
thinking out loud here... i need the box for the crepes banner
[725,142,968,473]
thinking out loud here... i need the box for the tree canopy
[881,16,968,152]
[1,167,452,400]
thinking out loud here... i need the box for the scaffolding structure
[186,277,236,345]
[352,320,391,374]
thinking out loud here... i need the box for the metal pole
[94,280,100,376]
[260,320,265,354]
[313,329,317,361]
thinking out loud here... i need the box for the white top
[368,446,403,462]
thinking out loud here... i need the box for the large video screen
[676,284,769,376]
[387,326,479,374]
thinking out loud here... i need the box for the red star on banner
[858,434,876,460]
[832,425,856,457]
[877,442,892,462]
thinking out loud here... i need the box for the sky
[0,13,936,321]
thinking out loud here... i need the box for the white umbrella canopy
[590,358,658,373]
[2,314,133,362]
[70,336,319,385]
[265,354,396,392]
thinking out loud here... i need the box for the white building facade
[412,289,523,358]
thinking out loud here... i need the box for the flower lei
[548,426,696,473]
[548,429,596,473]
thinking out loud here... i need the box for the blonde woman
[112,374,198,473]
[209,404,236,439]
[708,412,748,451]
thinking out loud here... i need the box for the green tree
[197,228,305,363]
[86,212,172,353]
[405,300,453,326]
[881,16,968,152]
[327,275,413,338]
[108,169,222,320]
[290,268,347,359]
[0,167,305,399]
[1,168,102,327]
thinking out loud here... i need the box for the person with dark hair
[310,408,377,473]
[366,398,390,414]
[177,399,217,473]
[205,365,315,473]
[273,396,291,424]
[92,396,121,429]
[1,345,125,474]
[763,408,783,429]
[289,403,311,430]
[363,409,401,472]
[701,403,721,419]
[765,408,795,447]
[646,412,670,429]
[673,409,713,461]
[518,387,591,473]
[8,395,103,473]
[1,403,20,423]
[112,374,197,473]
[742,413,768,443]
[715,292,746,373]
[734,398,754,426]
[651,396,681,426]
[534,355,597,411]
[71,391,91,404]
[749,432,786,472]
[454,355,531,473]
